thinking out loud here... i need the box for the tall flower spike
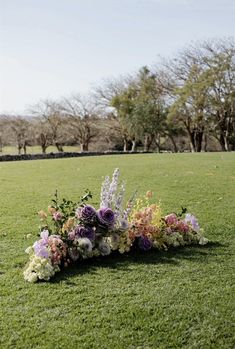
[115,181,126,218]
[122,190,137,220]
[108,168,120,207]
[100,175,110,208]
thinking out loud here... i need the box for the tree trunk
[144,134,153,152]
[83,142,89,151]
[131,139,136,152]
[55,142,64,152]
[203,134,208,152]
[41,145,47,154]
[188,131,196,152]
[155,134,161,153]
[219,134,226,151]
[168,134,178,153]
[195,131,203,152]
[123,137,128,152]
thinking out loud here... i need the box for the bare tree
[61,94,99,152]
[30,100,65,152]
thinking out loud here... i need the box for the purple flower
[184,213,200,232]
[76,205,97,222]
[97,207,115,227]
[33,239,49,258]
[74,225,95,241]
[138,236,152,251]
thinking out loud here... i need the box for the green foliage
[111,67,167,149]
[0,153,235,348]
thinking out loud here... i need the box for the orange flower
[48,206,56,215]
[146,191,153,199]
[38,210,47,220]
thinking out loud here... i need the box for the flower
[165,213,178,226]
[74,225,95,241]
[48,206,56,215]
[97,207,115,227]
[146,191,153,199]
[38,210,47,220]
[77,238,92,253]
[184,213,200,232]
[199,236,209,245]
[33,230,50,258]
[138,236,152,251]
[76,204,97,222]
[98,240,111,256]
[118,219,129,230]
[176,220,190,233]
[68,247,80,261]
[53,211,63,221]
[107,233,120,250]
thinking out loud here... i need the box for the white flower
[107,233,120,250]
[25,246,34,254]
[24,271,38,283]
[98,240,111,256]
[199,236,209,245]
[77,238,92,253]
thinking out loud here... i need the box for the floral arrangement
[24,169,208,282]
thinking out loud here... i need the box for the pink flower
[53,211,63,221]
[176,220,190,233]
[165,213,178,226]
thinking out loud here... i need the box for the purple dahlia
[76,205,97,223]
[97,207,115,227]
[138,236,152,251]
[74,225,95,241]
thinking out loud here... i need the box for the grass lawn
[0,152,234,349]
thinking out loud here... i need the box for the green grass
[0,153,234,349]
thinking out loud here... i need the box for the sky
[0,0,234,114]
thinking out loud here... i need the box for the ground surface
[0,153,234,349]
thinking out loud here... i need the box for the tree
[202,39,235,150]
[166,38,235,152]
[61,94,99,152]
[111,67,167,152]
[30,100,65,152]
[8,116,32,154]
[93,75,135,151]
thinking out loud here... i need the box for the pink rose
[165,213,178,226]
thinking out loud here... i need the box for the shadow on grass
[51,241,223,284]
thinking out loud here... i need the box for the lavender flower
[97,207,115,227]
[184,213,200,232]
[76,204,97,223]
[74,225,95,241]
[138,236,152,251]
[108,168,120,206]
[33,230,50,258]
[114,181,126,218]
